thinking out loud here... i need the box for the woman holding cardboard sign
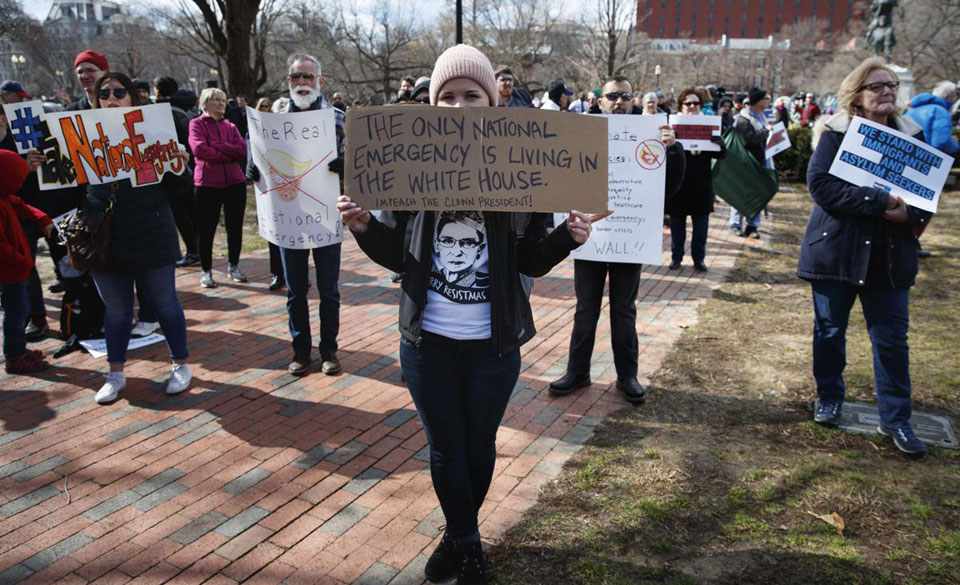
[83,72,191,404]
[338,44,607,585]
[801,57,932,455]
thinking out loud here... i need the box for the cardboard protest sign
[345,106,607,213]
[828,116,953,213]
[765,121,791,159]
[2,100,46,154]
[669,114,722,151]
[556,114,668,265]
[38,103,186,191]
[247,107,342,249]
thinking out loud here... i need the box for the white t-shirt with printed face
[422,211,492,340]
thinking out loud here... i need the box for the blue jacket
[905,93,959,154]
[798,113,931,288]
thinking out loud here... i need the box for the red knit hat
[429,45,497,107]
[74,50,109,72]
[0,150,29,197]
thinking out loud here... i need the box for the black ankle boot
[458,540,488,585]
[424,530,460,582]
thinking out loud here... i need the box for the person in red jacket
[0,150,53,373]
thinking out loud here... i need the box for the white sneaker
[201,271,217,288]
[95,372,126,404]
[226,264,248,283]
[130,321,159,337]
[166,363,192,395]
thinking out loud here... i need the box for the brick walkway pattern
[0,205,748,585]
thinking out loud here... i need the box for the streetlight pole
[456,0,463,44]
[655,64,661,91]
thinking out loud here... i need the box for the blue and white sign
[828,116,952,213]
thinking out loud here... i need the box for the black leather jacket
[353,211,579,356]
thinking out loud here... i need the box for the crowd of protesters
[1,41,955,584]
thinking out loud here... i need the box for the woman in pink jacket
[188,88,248,288]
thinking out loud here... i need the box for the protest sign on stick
[669,114,722,152]
[39,103,186,191]
[345,106,608,212]
[556,114,668,265]
[765,122,791,159]
[247,107,342,250]
[828,116,953,213]
[2,100,46,154]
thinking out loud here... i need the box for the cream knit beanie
[429,44,497,107]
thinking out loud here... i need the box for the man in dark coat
[550,75,686,404]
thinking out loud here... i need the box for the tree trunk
[223,0,260,99]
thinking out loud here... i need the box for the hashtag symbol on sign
[9,107,45,151]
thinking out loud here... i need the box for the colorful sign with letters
[38,103,187,191]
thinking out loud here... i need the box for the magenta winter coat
[188,114,247,188]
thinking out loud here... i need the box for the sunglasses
[97,88,128,100]
[604,92,633,102]
[858,81,899,93]
[437,236,482,249]
[682,101,701,107]
[288,73,316,81]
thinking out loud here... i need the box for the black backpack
[54,273,105,358]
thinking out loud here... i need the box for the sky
[25,1,475,21]
[25,0,583,24]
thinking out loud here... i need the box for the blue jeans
[730,207,760,228]
[1,281,29,360]
[400,334,520,542]
[670,213,709,263]
[21,221,45,321]
[91,264,188,364]
[811,280,912,427]
[280,244,340,359]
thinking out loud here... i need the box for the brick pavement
[0,205,750,585]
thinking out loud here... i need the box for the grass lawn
[492,185,960,585]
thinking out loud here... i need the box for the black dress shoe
[693,261,708,272]
[668,260,681,269]
[268,275,285,291]
[48,280,65,293]
[549,372,591,396]
[616,377,647,404]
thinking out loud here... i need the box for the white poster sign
[38,103,186,191]
[80,333,165,359]
[828,116,952,213]
[2,100,46,154]
[556,114,667,265]
[669,114,722,152]
[765,121,791,159]
[247,107,342,249]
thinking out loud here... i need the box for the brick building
[639,0,857,39]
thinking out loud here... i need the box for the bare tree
[0,0,28,40]
[575,0,646,87]
[156,0,291,98]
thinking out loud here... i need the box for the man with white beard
[249,53,346,377]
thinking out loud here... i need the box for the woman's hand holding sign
[567,210,614,244]
[884,194,908,223]
[338,195,372,233]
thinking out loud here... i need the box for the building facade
[639,0,857,39]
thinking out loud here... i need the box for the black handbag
[57,183,117,271]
